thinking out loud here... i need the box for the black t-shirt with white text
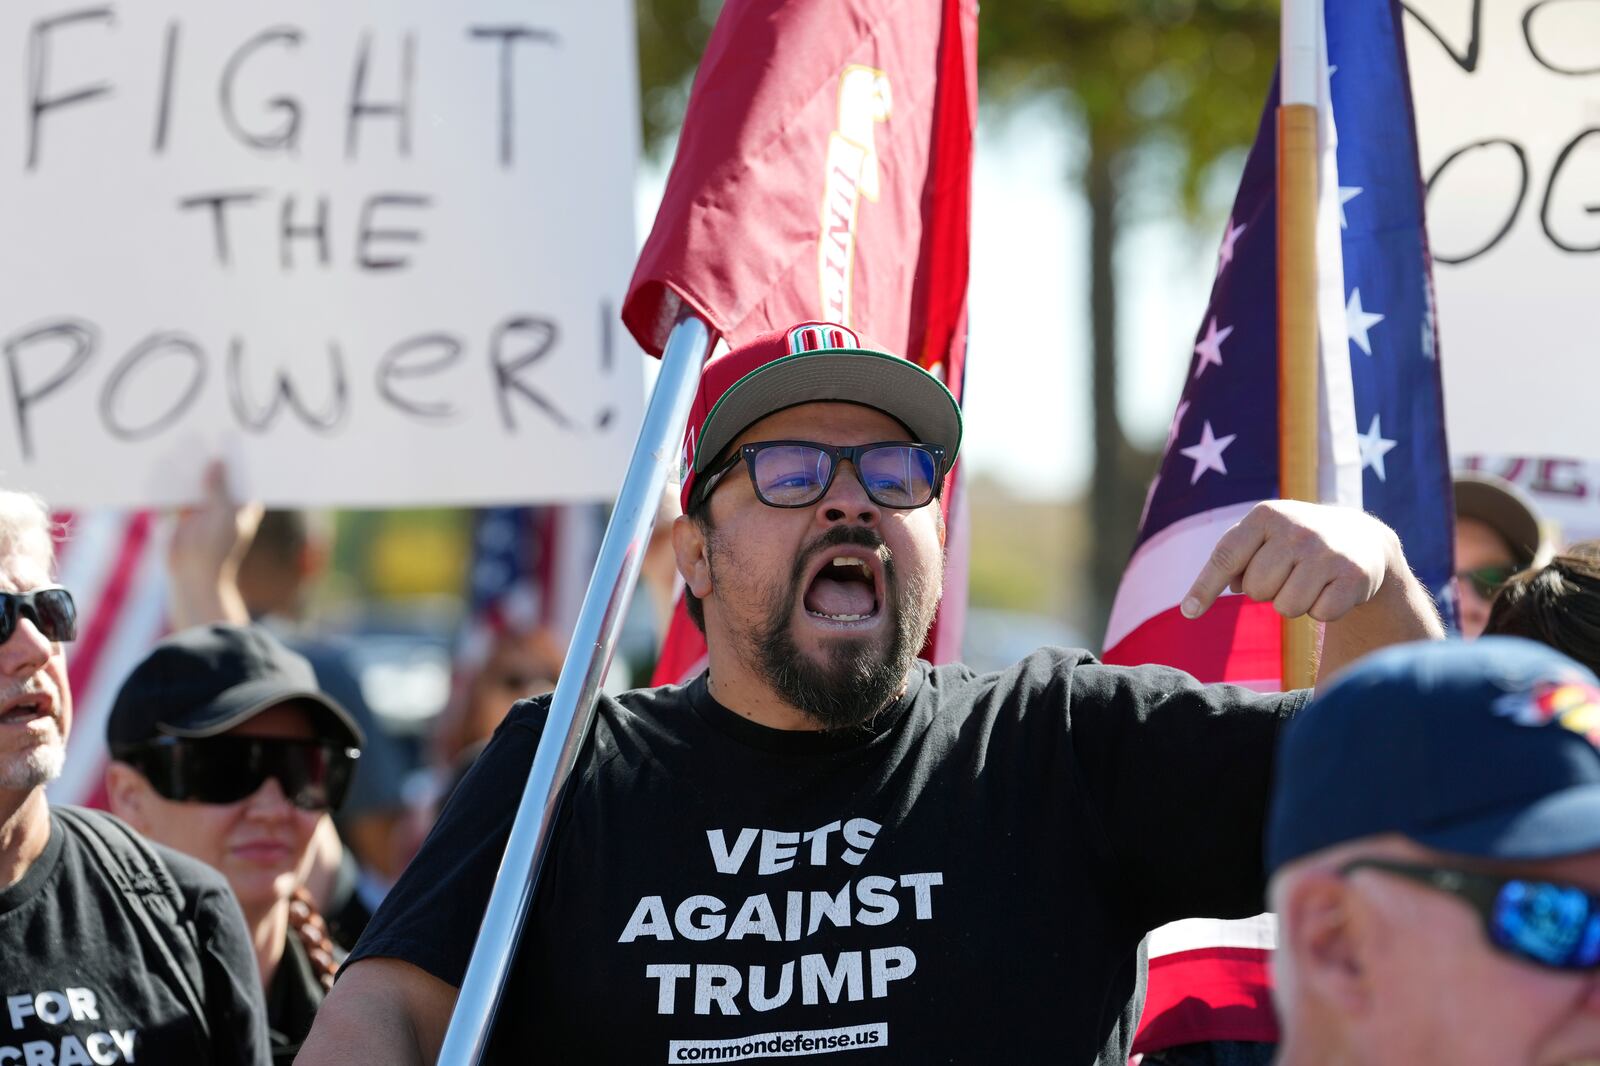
[350,650,1303,1064]
[0,811,270,1066]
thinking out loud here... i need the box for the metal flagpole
[437,308,714,1065]
[1277,0,1321,692]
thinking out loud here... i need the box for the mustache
[0,676,48,705]
[790,525,892,588]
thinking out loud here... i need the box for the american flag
[456,506,602,674]
[1105,0,1454,1052]
[49,510,171,808]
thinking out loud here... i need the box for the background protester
[1483,541,1600,675]
[104,624,363,1066]
[0,490,270,1066]
[1267,639,1600,1066]
[1451,471,1557,639]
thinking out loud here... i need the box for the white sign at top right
[1402,0,1600,456]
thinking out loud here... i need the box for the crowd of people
[2,320,1597,1065]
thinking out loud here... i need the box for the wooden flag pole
[1278,0,1320,692]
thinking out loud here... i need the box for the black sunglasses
[697,440,946,511]
[1342,858,1600,971]
[114,735,360,812]
[0,586,77,645]
[1456,564,1522,600]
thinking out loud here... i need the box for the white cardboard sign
[1403,0,1600,457]
[0,1,642,508]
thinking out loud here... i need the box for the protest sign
[1403,0,1599,457]
[0,1,642,508]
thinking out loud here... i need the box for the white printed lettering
[800,951,864,1005]
[706,828,759,875]
[55,1038,91,1066]
[801,821,840,865]
[747,962,794,1012]
[840,818,881,865]
[32,996,68,1027]
[62,992,96,1024]
[23,1041,52,1066]
[807,884,851,935]
[899,872,944,919]
[757,831,800,875]
[784,891,802,942]
[725,895,781,942]
[675,895,726,941]
[694,965,742,1016]
[869,945,917,997]
[645,964,691,1014]
[855,875,900,926]
[83,1034,116,1066]
[5,997,32,1031]
[108,1032,135,1060]
[618,896,673,942]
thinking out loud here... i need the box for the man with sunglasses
[104,624,364,1065]
[1268,638,1600,1066]
[1453,471,1555,639]
[0,491,271,1066]
[304,322,1443,1066]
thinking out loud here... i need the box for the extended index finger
[1182,519,1269,618]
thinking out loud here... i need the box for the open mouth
[802,552,884,624]
[0,694,51,727]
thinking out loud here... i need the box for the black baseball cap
[107,624,363,751]
[1267,637,1600,874]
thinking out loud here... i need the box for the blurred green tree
[633,0,1279,635]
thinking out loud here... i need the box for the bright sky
[636,101,1230,502]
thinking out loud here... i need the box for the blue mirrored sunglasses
[1342,858,1600,971]
[696,440,946,511]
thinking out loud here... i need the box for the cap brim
[1453,474,1548,566]
[157,677,365,750]
[696,349,963,475]
[1413,783,1600,861]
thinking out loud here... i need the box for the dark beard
[750,525,939,731]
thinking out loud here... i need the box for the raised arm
[1181,500,1444,688]
[295,957,455,1066]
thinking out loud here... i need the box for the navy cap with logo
[107,624,364,751]
[1267,637,1600,874]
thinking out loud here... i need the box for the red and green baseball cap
[678,321,963,512]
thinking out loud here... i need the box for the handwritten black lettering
[377,332,462,421]
[1425,138,1529,264]
[177,189,266,268]
[347,30,416,161]
[1540,126,1600,253]
[99,332,206,441]
[227,337,348,433]
[1401,0,1484,74]
[27,8,115,171]
[1521,0,1600,76]
[280,194,332,270]
[491,315,570,431]
[153,20,180,154]
[3,319,97,461]
[467,25,559,168]
[220,27,304,153]
[357,193,431,271]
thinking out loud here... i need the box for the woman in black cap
[103,623,363,1066]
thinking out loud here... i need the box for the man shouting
[301,322,1442,1065]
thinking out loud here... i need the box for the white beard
[0,738,64,791]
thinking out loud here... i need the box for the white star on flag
[1346,288,1385,356]
[1217,218,1246,272]
[1193,318,1233,378]
[1357,414,1399,481]
[1179,421,1236,484]
[1339,186,1363,228]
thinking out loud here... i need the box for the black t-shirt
[350,650,1303,1064]
[0,810,270,1065]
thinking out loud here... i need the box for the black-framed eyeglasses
[696,440,946,511]
[113,735,360,813]
[1456,564,1521,600]
[0,586,77,645]
[1342,857,1600,971]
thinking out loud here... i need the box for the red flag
[626,0,977,685]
